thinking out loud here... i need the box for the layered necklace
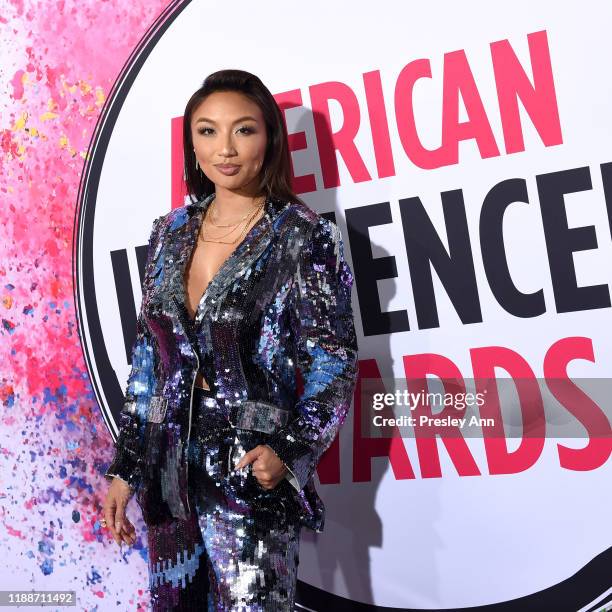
[199,195,266,244]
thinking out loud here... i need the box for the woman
[102,69,358,611]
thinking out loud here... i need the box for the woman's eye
[196,126,254,135]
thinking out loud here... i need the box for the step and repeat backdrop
[3,0,611,610]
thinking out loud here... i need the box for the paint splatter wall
[1,1,171,609]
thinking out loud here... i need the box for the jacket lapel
[162,192,287,353]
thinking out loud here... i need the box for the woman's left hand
[235,445,288,490]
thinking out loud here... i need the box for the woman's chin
[211,173,259,193]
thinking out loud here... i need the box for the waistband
[194,386,217,409]
[192,389,291,435]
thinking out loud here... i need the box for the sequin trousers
[147,386,302,611]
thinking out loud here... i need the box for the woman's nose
[219,135,237,157]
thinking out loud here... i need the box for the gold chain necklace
[202,203,261,244]
[206,196,259,234]
[199,196,265,244]
[201,197,264,242]
[206,200,254,228]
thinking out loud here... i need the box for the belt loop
[227,439,234,476]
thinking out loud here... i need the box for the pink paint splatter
[0,0,171,608]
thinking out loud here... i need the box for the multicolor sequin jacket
[104,192,358,532]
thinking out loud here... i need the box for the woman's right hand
[103,477,137,547]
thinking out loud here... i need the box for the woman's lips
[215,164,241,176]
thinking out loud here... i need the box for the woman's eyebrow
[195,115,258,124]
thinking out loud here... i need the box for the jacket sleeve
[266,217,359,491]
[103,215,165,492]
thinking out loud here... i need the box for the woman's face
[191,91,268,195]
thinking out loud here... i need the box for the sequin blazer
[104,192,358,532]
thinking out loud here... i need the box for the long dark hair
[183,69,305,206]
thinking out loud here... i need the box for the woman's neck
[212,188,265,222]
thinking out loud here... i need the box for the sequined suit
[104,192,358,610]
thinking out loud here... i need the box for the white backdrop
[84,1,612,608]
